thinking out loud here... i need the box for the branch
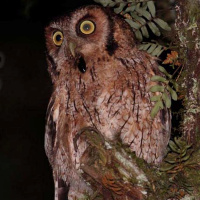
[74,127,149,199]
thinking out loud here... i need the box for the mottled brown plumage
[45,5,171,199]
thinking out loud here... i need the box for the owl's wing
[115,54,171,164]
[55,176,70,200]
[45,95,56,165]
[45,96,71,200]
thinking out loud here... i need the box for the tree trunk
[175,0,200,144]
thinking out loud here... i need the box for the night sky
[0,1,94,199]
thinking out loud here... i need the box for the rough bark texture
[175,0,200,144]
[77,129,148,200]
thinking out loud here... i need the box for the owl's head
[45,5,135,82]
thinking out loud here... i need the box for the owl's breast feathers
[45,48,170,167]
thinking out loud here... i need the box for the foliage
[162,51,181,67]
[160,137,193,173]
[135,137,200,199]
[76,127,200,199]
[158,137,200,199]
[150,65,178,118]
[138,41,165,57]
[94,0,171,41]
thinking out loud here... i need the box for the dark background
[0,1,94,199]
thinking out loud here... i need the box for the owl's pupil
[56,35,62,41]
[83,24,91,31]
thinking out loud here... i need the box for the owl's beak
[69,41,76,58]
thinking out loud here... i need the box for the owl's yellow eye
[80,20,95,35]
[53,31,63,46]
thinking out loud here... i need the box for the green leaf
[181,154,192,162]
[150,85,165,92]
[138,43,151,51]
[135,29,143,41]
[162,92,171,108]
[174,137,186,148]
[159,100,164,109]
[165,159,177,164]
[125,19,141,29]
[109,1,117,7]
[141,26,149,38]
[151,75,167,83]
[94,0,113,7]
[124,5,136,13]
[180,149,187,158]
[167,86,178,101]
[168,140,180,153]
[139,2,147,11]
[150,102,160,118]
[136,2,141,10]
[135,7,151,20]
[150,100,163,118]
[147,43,157,54]
[173,82,179,91]
[154,18,171,31]
[158,66,172,78]
[185,144,192,150]
[148,21,161,36]
[151,45,164,57]
[160,164,176,172]
[139,43,165,57]
[131,12,146,25]
[114,2,126,14]
[169,79,179,91]
[165,152,179,161]
[147,1,156,17]
[150,95,161,102]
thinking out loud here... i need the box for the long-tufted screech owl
[45,5,171,200]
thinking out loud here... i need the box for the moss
[185,149,200,197]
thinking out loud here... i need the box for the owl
[45,5,171,200]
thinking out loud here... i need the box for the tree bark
[76,128,148,200]
[175,0,200,144]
